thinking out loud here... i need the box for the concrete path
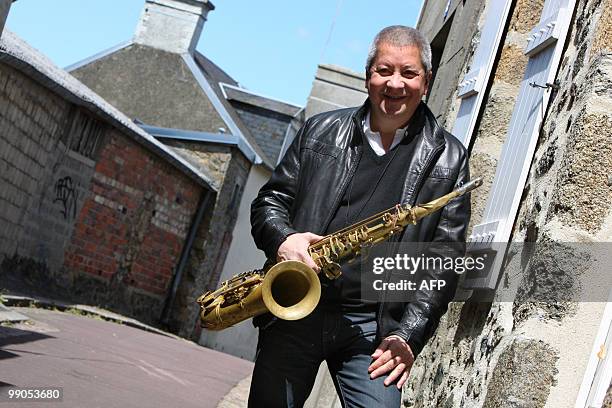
[0,307,253,408]
[0,304,27,323]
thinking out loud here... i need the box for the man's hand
[277,232,323,273]
[368,335,415,389]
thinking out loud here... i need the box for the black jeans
[248,307,401,408]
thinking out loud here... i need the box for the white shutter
[463,0,576,290]
[452,0,513,147]
[575,302,612,408]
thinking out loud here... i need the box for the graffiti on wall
[54,176,79,220]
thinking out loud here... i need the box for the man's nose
[386,73,405,89]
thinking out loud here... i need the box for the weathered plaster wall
[407,0,612,407]
[161,140,250,339]
[71,45,228,135]
[199,164,270,360]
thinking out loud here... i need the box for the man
[249,25,470,407]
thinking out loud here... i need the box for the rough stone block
[509,0,546,33]
[553,113,612,232]
[482,337,558,408]
[591,0,612,56]
[495,44,530,86]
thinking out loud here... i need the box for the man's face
[366,43,430,127]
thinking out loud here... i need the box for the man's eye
[376,68,392,76]
[402,71,419,79]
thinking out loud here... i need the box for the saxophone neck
[410,177,483,221]
[307,178,483,258]
[455,177,483,196]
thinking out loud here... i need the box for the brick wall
[0,61,205,324]
[64,130,199,298]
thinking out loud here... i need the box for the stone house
[401,0,612,407]
[0,23,217,328]
[68,0,304,339]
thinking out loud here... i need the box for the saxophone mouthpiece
[456,177,483,195]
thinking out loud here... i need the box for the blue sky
[6,0,422,107]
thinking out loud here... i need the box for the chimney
[134,0,215,54]
[0,0,14,36]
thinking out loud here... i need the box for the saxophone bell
[262,261,321,321]
[198,260,321,330]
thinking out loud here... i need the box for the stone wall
[0,61,205,325]
[504,0,612,404]
[406,0,612,407]
[0,63,71,267]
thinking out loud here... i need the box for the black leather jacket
[251,101,471,357]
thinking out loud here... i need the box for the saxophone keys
[323,263,342,280]
[333,236,346,251]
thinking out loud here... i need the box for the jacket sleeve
[250,120,310,260]
[389,150,471,357]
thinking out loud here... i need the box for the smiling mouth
[383,94,408,100]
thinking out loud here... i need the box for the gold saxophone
[197,177,483,331]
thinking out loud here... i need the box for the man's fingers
[301,253,320,272]
[369,357,399,379]
[304,232,324,243]
[276,232,323,272]
[368,349,390,373]
[397,370,410,389]
[371,338,390,359]
[383,363,406,386]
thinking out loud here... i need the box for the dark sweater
[321,124,420,310]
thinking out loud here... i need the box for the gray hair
[365,26,432,77]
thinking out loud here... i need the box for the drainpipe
[160,188,213,326]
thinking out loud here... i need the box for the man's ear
[424,71,433,95]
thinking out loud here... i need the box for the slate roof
[221,83,301,117]
[0,30,216,192]
[221,83,303,165]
